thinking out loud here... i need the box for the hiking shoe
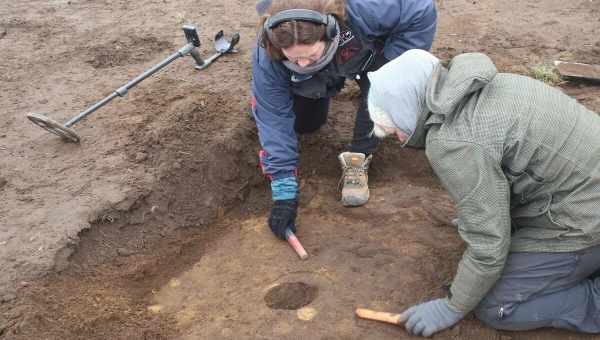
[338,152,372,207]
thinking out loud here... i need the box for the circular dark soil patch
[264,282,318,310]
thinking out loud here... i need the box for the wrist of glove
[268,198,298,240]
[271,176,298,201]
[399,298,465,337]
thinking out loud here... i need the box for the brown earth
[1,0,599,339]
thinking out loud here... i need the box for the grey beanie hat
[367,49,440,139]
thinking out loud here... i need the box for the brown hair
[258,0,346,60]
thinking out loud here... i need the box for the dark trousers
[292,56,387,155]
[292,77,379,155]
[474,244,600,333]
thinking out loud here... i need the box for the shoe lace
[338,163,369,189]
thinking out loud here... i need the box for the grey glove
[399,298,464,337]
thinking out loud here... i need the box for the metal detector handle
[183,25,201,47]
[182,25,205,65]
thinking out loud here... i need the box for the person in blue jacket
[252,0,437,240]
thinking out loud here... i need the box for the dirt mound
[1,84,263,339]
[86,35,174,69]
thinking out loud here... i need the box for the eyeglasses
[281,42,326,66]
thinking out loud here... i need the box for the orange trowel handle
[355,308,403,325]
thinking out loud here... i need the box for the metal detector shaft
[64,43,197,127]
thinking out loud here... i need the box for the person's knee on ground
[472,292,557,332]
[472,248,600,333]
[473,301,516,331]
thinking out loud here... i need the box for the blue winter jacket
[252,0,437,180]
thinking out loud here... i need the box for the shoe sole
[341,197,369,207]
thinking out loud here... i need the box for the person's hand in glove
[268,199,298,239]
[399,298,464,337]
[268,176,299,240]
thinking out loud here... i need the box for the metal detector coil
[27,112,80,143]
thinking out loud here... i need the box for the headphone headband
[263,9,338,41]
[266,9,329,28]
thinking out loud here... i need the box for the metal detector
[27,25,240,143]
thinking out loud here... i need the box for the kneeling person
[366,49,600,336]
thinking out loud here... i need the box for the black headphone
[263,9,338,42]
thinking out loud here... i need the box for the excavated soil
[1,0,599,339]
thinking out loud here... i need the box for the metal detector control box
[183,25,201,47]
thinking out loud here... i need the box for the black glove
[268,199,298,240]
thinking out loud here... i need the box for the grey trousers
[474,244,600,333]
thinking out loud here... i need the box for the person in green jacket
[366,49,600,337]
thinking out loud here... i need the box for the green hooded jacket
[410,53,600,314]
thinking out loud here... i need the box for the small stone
[168,279,181,288]
[296,307,317,321]
[157,163,170,179]
[0,177,7,189]
[117,248,135,256]
[135,152,148,162]
[147,305,162,313]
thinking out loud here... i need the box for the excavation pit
[264,282,319,310]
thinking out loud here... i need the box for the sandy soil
[1,0,599,339]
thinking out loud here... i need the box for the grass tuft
[175,13,186,25]
[531,64,561,85]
